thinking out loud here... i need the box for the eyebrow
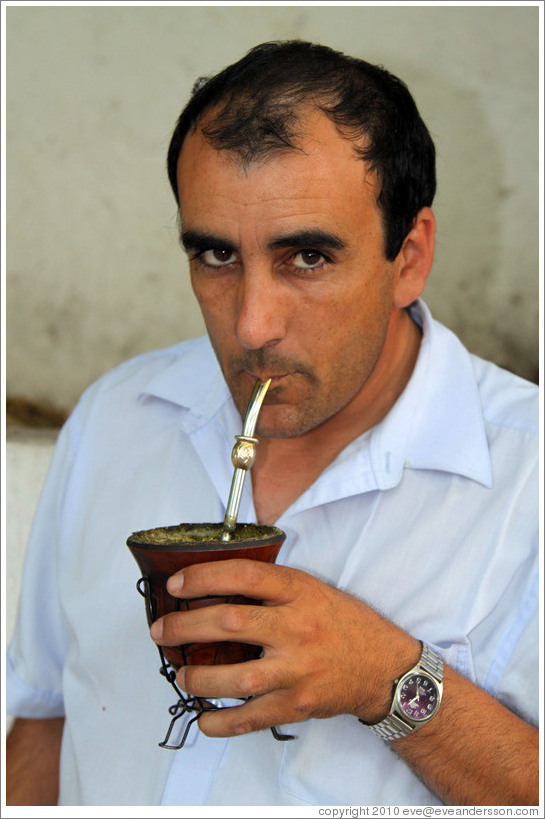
[267,229,347,252]
[181,230,235,253]
[181,228,347,254]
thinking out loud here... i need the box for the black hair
[166,40,436,260]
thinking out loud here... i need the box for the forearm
[154,560,538,805]
[392,664,538,806]
[6,717,65,806]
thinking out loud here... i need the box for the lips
[228,353,317,398]
[234,371,295,408]
[250,372,288,384]
[245,370,294,388]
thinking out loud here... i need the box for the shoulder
[470,354,538,438]
[82,336,212,398]
[91,336,212,389]
[70,336,217,432]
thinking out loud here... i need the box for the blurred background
[5,3,540,429]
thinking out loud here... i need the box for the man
[7,41,538,806]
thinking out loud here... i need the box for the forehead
[177,109,381,237]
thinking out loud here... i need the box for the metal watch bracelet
[361,642,444,741]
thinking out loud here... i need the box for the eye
[291,249,328,270]
[198,248,238,268]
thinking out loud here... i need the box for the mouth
[230,356,315,403]
[245,371,292,389]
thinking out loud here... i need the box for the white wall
[6,4,540,413]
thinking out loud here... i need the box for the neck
[251,307,422,524]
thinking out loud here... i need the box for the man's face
[177,109,403,438]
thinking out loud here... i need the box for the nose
[235,268,288,351]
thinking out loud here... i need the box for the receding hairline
[178,98,376,175]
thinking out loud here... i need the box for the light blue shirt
[7,301,538,806]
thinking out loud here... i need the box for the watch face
[398,674,439,722]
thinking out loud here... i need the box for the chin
[255,406,324,440]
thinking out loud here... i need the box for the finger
[151,600,280,649]
[166,558,305,604]
[197,689,299,738]
[177,656,282,701]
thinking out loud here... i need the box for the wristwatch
[361,641,443,741]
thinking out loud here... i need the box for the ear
[392,207,435,309]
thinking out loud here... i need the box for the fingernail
[176,667,186,691]
[150,619,163,641]
[167,573,184,595]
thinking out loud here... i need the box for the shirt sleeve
[467,526,539,728]
[482,553,539,726]
[493,588,539,725]
[6,415,77,719]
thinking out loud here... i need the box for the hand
[150,559,421,738]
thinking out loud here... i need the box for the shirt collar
[368,300,493,489]
[139,300,493,492]
[138,336,234,434]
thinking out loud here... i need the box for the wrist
[361,641,444,741]
[355,634,421,724]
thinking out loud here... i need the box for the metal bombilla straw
[221,378,271,541]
